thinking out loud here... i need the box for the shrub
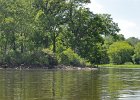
[42,49,58,66]
[0,48,58,68]
[132,42,140,64]
[124,62,134,65]
[3,50,22,66]
[24,49,58,67]
[59,48,91,67]
[108,41,134,64]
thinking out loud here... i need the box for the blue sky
[87,0,140,39]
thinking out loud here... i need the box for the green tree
[0,0,122,67]
[126,37,140,46]
[101,34,125,64]
[33,0,66,52]
[115,34,125,41]
[108,41,134,64]
[0,0,34,63]
[64,11,120,64]
[33,0,90,53]
[133,42,140,64]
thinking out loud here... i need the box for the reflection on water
[0,68,140,100]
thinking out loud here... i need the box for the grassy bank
[99,64,140,68]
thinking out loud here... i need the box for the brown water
[0,68,140,100]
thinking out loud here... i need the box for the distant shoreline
[99,64,140,68]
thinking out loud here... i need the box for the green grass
[99,64,140,68]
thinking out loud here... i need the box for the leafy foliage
[133,42,140,64]
[0,0,123,67]
[126,37,140,46]
[58,48,91,67]
[108,41,134,64]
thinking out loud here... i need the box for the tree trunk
[20,33,24,53]
[44,35,49,48]
[53,32,56,53]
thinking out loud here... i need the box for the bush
[0,48,58,68]
[42,49,58,66]
[108,41,134,64]
[24,49,58,67]
[124,62,134,65]
[132,42,140,64]
[3,50,22,66]
[59,48,91,67]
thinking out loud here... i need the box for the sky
[87,0,140,39]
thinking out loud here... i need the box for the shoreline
[99,64,140,68]
[0,64,98,71]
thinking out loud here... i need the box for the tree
[64,10,120,64]
[33,0,90,53]
[126,37,140,46]
[108,41,134,64]
[133,42,140,64]
[0,0,38,65]
[0,0,121,66]
[33,0,61,52]
[116,34,125,41]
[101,34,125,64]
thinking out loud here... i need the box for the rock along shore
[0,64,98,71]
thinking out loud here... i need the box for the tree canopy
[1,0,131,67]
[108,41,134,64]
[133,42,140,64]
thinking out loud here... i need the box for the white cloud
[115,19,139,38]
[116,19,136,29]
[86,0,104,13]
[86,0,140,39]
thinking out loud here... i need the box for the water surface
[0,68,140,100]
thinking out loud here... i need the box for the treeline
[106,36,140,65]
[0,0,131,68]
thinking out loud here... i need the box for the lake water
[0,68,140,100]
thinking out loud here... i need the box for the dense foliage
[0,0,140,68]
[58,48,91,67]
[126,37,140,46]
[108,41,134,64]
[133,42,140,64]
